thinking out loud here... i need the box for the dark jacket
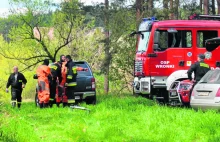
[49,62,62,83]
[66,59,77,86]
[187,61,210,82]
[6,72,27,90]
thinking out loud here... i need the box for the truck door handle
[179,60,184,66]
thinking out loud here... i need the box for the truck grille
[135,61,143,73]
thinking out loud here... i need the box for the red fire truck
[132,14,220,105]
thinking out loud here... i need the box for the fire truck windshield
[137,32,150,52]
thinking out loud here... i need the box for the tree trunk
[170,0,174,19]
[136,0,142,29]
[203,0,208,14]
[200,0,203,13]
[104,0,110,94]
[217,0,220,14]
[211,0,215,15]
[174,0,179,19]
[163,0,169,20]
[148,0,153,16]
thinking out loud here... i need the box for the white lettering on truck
[155,65,175,68]
[155,61,174,68]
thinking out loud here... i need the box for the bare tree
[211,0,215,14]
[200,0,203,13]
[174,0,179,19]
[163,0,169,19]
[203,0,208,14]
[217,0,220,14]
[148,0,153,16]
[136,0,142,29]
[170,0,174,19]
[103,0,110,94]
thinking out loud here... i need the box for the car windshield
[75,63,92,77]
[137,32,150,52]
[199,70,220,84]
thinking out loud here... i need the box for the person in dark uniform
[65,55,78,106]
[65,55,88,106]
[6,66,27,108]
[187,54,210,84]
[48,62,62,107]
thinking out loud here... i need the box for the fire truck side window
[197,30,218,48]
[157,30,192,51]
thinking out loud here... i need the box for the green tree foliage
[0,0,85,71]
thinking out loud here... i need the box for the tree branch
[20,59,44,72]
[0,51,48,61]
[54,22,74,59]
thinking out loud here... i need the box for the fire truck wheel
[132,88,141,97]
[152,88,169,105]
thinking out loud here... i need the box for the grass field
[1,94,220,142]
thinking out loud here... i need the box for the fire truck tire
[152,88,169,105]
[132,88,140,96]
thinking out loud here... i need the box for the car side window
[75,63,92,76]
[156,30,192,51]
[197,30,218,48]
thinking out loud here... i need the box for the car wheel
[85,96,96,105]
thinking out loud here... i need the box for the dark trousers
[66,86,76,105]
[11,88,22,108]
[50,81,57,100]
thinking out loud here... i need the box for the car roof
[74,61,87,64]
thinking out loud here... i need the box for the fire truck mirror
[129,31,136,37]
[154,31,160,44]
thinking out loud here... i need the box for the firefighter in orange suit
[36,59,51,108]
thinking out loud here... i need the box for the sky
[0,0,103,17]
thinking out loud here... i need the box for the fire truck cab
[132,15,220,104]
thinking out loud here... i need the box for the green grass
[1,95,220,142]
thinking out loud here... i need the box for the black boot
[49,102,53,108]
[17,103,21,108]
[63,103,68,107]
[56,103,60,107]
[12,102,16,108]
[39,103,43,108]
[43,103,49,108]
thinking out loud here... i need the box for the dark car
[35,61,96,106]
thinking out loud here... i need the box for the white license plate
[75,96,80,100]
[198,92,209,96]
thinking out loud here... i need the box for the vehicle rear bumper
[191,99,220,110]
[74,91,96,99]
